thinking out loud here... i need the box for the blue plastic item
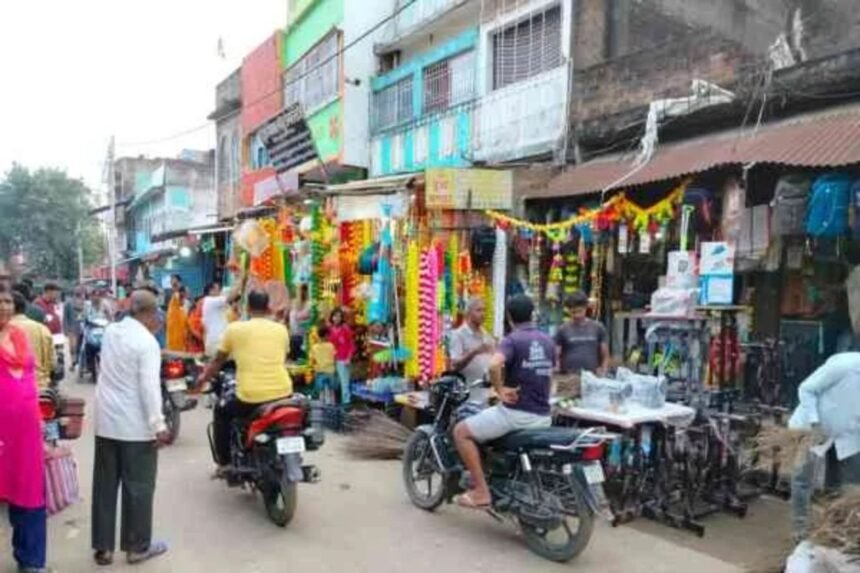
[806,173,853,237]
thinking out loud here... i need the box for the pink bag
[45,446,79,515]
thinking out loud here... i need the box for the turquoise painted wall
[370,29,479,177]
[166,186,191,209]
[284,0,344,67]
[373,108,472,176]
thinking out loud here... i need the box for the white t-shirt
[202,295,229,355]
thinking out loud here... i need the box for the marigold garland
[485,178,691,237]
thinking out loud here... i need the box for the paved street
[2,384,781,573]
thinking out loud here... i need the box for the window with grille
[422,50,475,114]
[372,76,414,131]
[492,5,562,90]
[284,32,340,113]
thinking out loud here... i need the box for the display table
[555,402,696,429]
[554,401,726,536]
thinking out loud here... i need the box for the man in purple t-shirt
[452,295,554,509]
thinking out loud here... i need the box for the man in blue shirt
[452,295,554,509]
[789,351,860,539]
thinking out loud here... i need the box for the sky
[0,0,286,202]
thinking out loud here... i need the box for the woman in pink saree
[0,283,48,572]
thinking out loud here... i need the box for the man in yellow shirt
[198,291,293,471]
[12,291,54,388]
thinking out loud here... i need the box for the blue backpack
[806,173,852,237]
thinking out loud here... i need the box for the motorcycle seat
[249,395,306,421]
[487,427,582,451]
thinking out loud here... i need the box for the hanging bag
[45,445,80,515]
[806,173,852,237]
[772,174,811,236]
[470,226,497,268]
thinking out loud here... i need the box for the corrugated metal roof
[537,104,860,199]
[321,173,422,196]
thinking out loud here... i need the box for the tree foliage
[0,164,106,280]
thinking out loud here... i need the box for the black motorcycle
[402,374,614,563]
[207,370,325,527]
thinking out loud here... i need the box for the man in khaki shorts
[452,295,554,509]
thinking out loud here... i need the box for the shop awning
[535,103,860,199]
[320,173,422,197]
[150,222,232,244]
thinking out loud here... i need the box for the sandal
[454,492,491,510]
[127,540,168,564]
[94,550,114,566]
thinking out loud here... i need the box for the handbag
[45,445,80,515]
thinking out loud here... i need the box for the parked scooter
[402,374,614,563]
[50,333,67,389]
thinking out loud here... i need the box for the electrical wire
[118,0,419,149]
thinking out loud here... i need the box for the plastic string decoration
[404,241,420,378]
[492,228,507,338]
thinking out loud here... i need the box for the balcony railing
[387,0,466,45]
[473,65,568,163]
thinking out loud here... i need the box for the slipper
[454,492,491,510]
[127,540,168,564]
[94,550,113,566]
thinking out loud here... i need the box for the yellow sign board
[425,168,513,210]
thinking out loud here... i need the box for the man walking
[12,292,54,389]
[92,289,169,566]
[33,282,63,335]
[789,351,860,541]
[554,291,610,375]
[449,297,495,400]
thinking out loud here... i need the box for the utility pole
[106,136,117,294]
[76,222,84,282]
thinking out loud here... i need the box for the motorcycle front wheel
[402,432,446,511]
[262,477,298,527]
[519,481,594,563]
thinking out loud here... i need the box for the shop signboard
[425,168,513,210]
[258,103,318,174]
[699,241,735,305]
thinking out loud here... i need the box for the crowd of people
[1,267,858,571]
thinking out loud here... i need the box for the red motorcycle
[207,369,325,527]
[160,353,201,445]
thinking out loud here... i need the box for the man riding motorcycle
[197,290,293,476]
[452,294,555,509]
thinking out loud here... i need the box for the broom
[809,486,860,557]
[343,409,412,460]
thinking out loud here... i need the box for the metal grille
[373,76,414,131]
[492,4,562,90]
[284,32,340,113]
[423,50,475,114]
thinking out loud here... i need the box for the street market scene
[2,1,860,572]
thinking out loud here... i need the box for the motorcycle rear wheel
[262,478,298,527]
[402,432,446,511]
[162,396,181,445]
[519,482,594,563]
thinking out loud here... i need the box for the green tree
[0,164,106,280]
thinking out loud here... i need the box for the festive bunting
[485,179,691,237]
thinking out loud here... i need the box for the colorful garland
[485,179,691,237]
[404,241,420,378]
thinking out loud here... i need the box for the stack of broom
[343,409,412,460]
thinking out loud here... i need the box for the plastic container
[581,371,632,413]
[616,367,667,409]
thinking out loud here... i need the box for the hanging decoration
[492,228,507,338]
[308,205,325,328]
[418,248,439,382]
[484,178,691,237]
[404,241,420,379]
